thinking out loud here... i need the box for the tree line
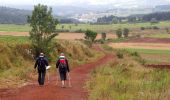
[0,6,31,24]
[97,11,170,24]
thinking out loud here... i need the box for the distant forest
[0,6,31,24]
[97,11,170,24]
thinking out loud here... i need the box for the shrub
[152,26,159,30]
[116,28,122,38]
[123,28,129,38]
[116,51,124,59]
[141,27,145,30]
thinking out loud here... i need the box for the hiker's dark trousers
[38,70,46,85]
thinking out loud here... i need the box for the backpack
[59,59,67,71]
[38,57,45,68]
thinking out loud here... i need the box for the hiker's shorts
[59,71,67,81]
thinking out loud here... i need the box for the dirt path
[0,49,114,100]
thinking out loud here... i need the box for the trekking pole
[47,70,50,83]
[46,66,51,84]
[68,73,72,87]
[56,69,59,86]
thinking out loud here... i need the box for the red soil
[0,48,114,100]
[146,64,170,69]
[125,37,170,44]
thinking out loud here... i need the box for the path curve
[0,48,114,100]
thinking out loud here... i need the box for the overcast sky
[0,0,170,6]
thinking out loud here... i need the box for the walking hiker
[56,53,71,88]
[34,53,49,86]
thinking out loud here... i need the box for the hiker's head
[60,53,64,56]
[40,52,44,57]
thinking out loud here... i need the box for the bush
[74,29,85,33]
[130,52,139,57]
[116,51,124,59]
[116,28,122,38]
[123,28,129,38]
[152,26,159,30]
[141,27,145,30]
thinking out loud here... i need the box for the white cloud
[0,0,169,6]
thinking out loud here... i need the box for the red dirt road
[0,53,114,100]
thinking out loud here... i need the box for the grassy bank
[86,51,170,100]
[0,36,104,88]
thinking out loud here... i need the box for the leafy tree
[84,30,97,46]
[27,4,58,58]
[123,28,129,38]
[116,28,122,38]
[101,32,107,40]
[69,25,72,30]
[62,25,64,30]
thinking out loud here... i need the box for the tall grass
[86,54,170,100]
[0,36,104,88]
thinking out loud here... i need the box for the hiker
[56,53,70,87]
[34,53,49,86]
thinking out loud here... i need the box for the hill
[0,6,31,24]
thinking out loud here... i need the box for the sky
[0,0,170,6]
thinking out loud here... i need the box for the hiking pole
[67,73,72,87]
[46,66,51,84]
[56,69,59,86]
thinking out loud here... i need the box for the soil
[125,37,170,44]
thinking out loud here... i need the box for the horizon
[0,0,170,7]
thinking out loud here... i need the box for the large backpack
[59,58,67,71]
[38,57,45,68]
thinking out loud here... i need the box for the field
[0,32,116,40]
[145,33,170,39]
[0,21,170,99]
[109,43,170,50]
[0,21,170,33]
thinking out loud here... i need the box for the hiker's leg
[41,71,46,85]
[38,72,41,85]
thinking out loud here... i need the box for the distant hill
[155,5,170,11]
[0,6,31,24]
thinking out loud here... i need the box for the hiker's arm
[34,58,38,69]
[66,59,70,72]
[45,58,49,66]
[56,60,60,68]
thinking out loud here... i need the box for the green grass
[87,55,170,100]
[145,33,170,38]
[0,36,29,43]
[0,21,170,32]
[121,48,170,54]
[0,24,30,32]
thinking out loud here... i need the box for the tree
[27,4,58,58]
[101,32,106,40]
[123,28,129,38]
[61,25,64,30]
[69,25,72,30]
[116,28,122,38]
[84,30,97,46]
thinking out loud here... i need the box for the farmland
[0,21,170,33]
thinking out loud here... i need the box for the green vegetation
[145,33,170,39]
[0,21,170,32]
[0,24,30,32]
[28,4,58,57]
[87,53,170,100]
[0,36,29,43]
[123,48,170,54]
[84,30,97,47]
[0,36,104,88]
